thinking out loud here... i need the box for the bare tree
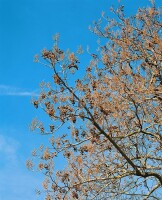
[27,3,162,200]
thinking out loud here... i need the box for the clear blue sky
[0,0,161,199]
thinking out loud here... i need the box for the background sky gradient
[0,0,161,199]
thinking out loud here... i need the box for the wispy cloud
[0,85,38,96]
[0,134,42,200]
[0,134,19,163]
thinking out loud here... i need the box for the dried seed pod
[33,100,39,109]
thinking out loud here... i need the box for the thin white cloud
[0,134,19,163]
[0,134,42,200]
[0,85,9,89]
[4,91,38,96]
[0,84,38,96]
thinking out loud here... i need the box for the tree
[27,2,162,200]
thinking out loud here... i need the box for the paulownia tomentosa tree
[27,2,162,200]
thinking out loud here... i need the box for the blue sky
[0,0,161,199]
